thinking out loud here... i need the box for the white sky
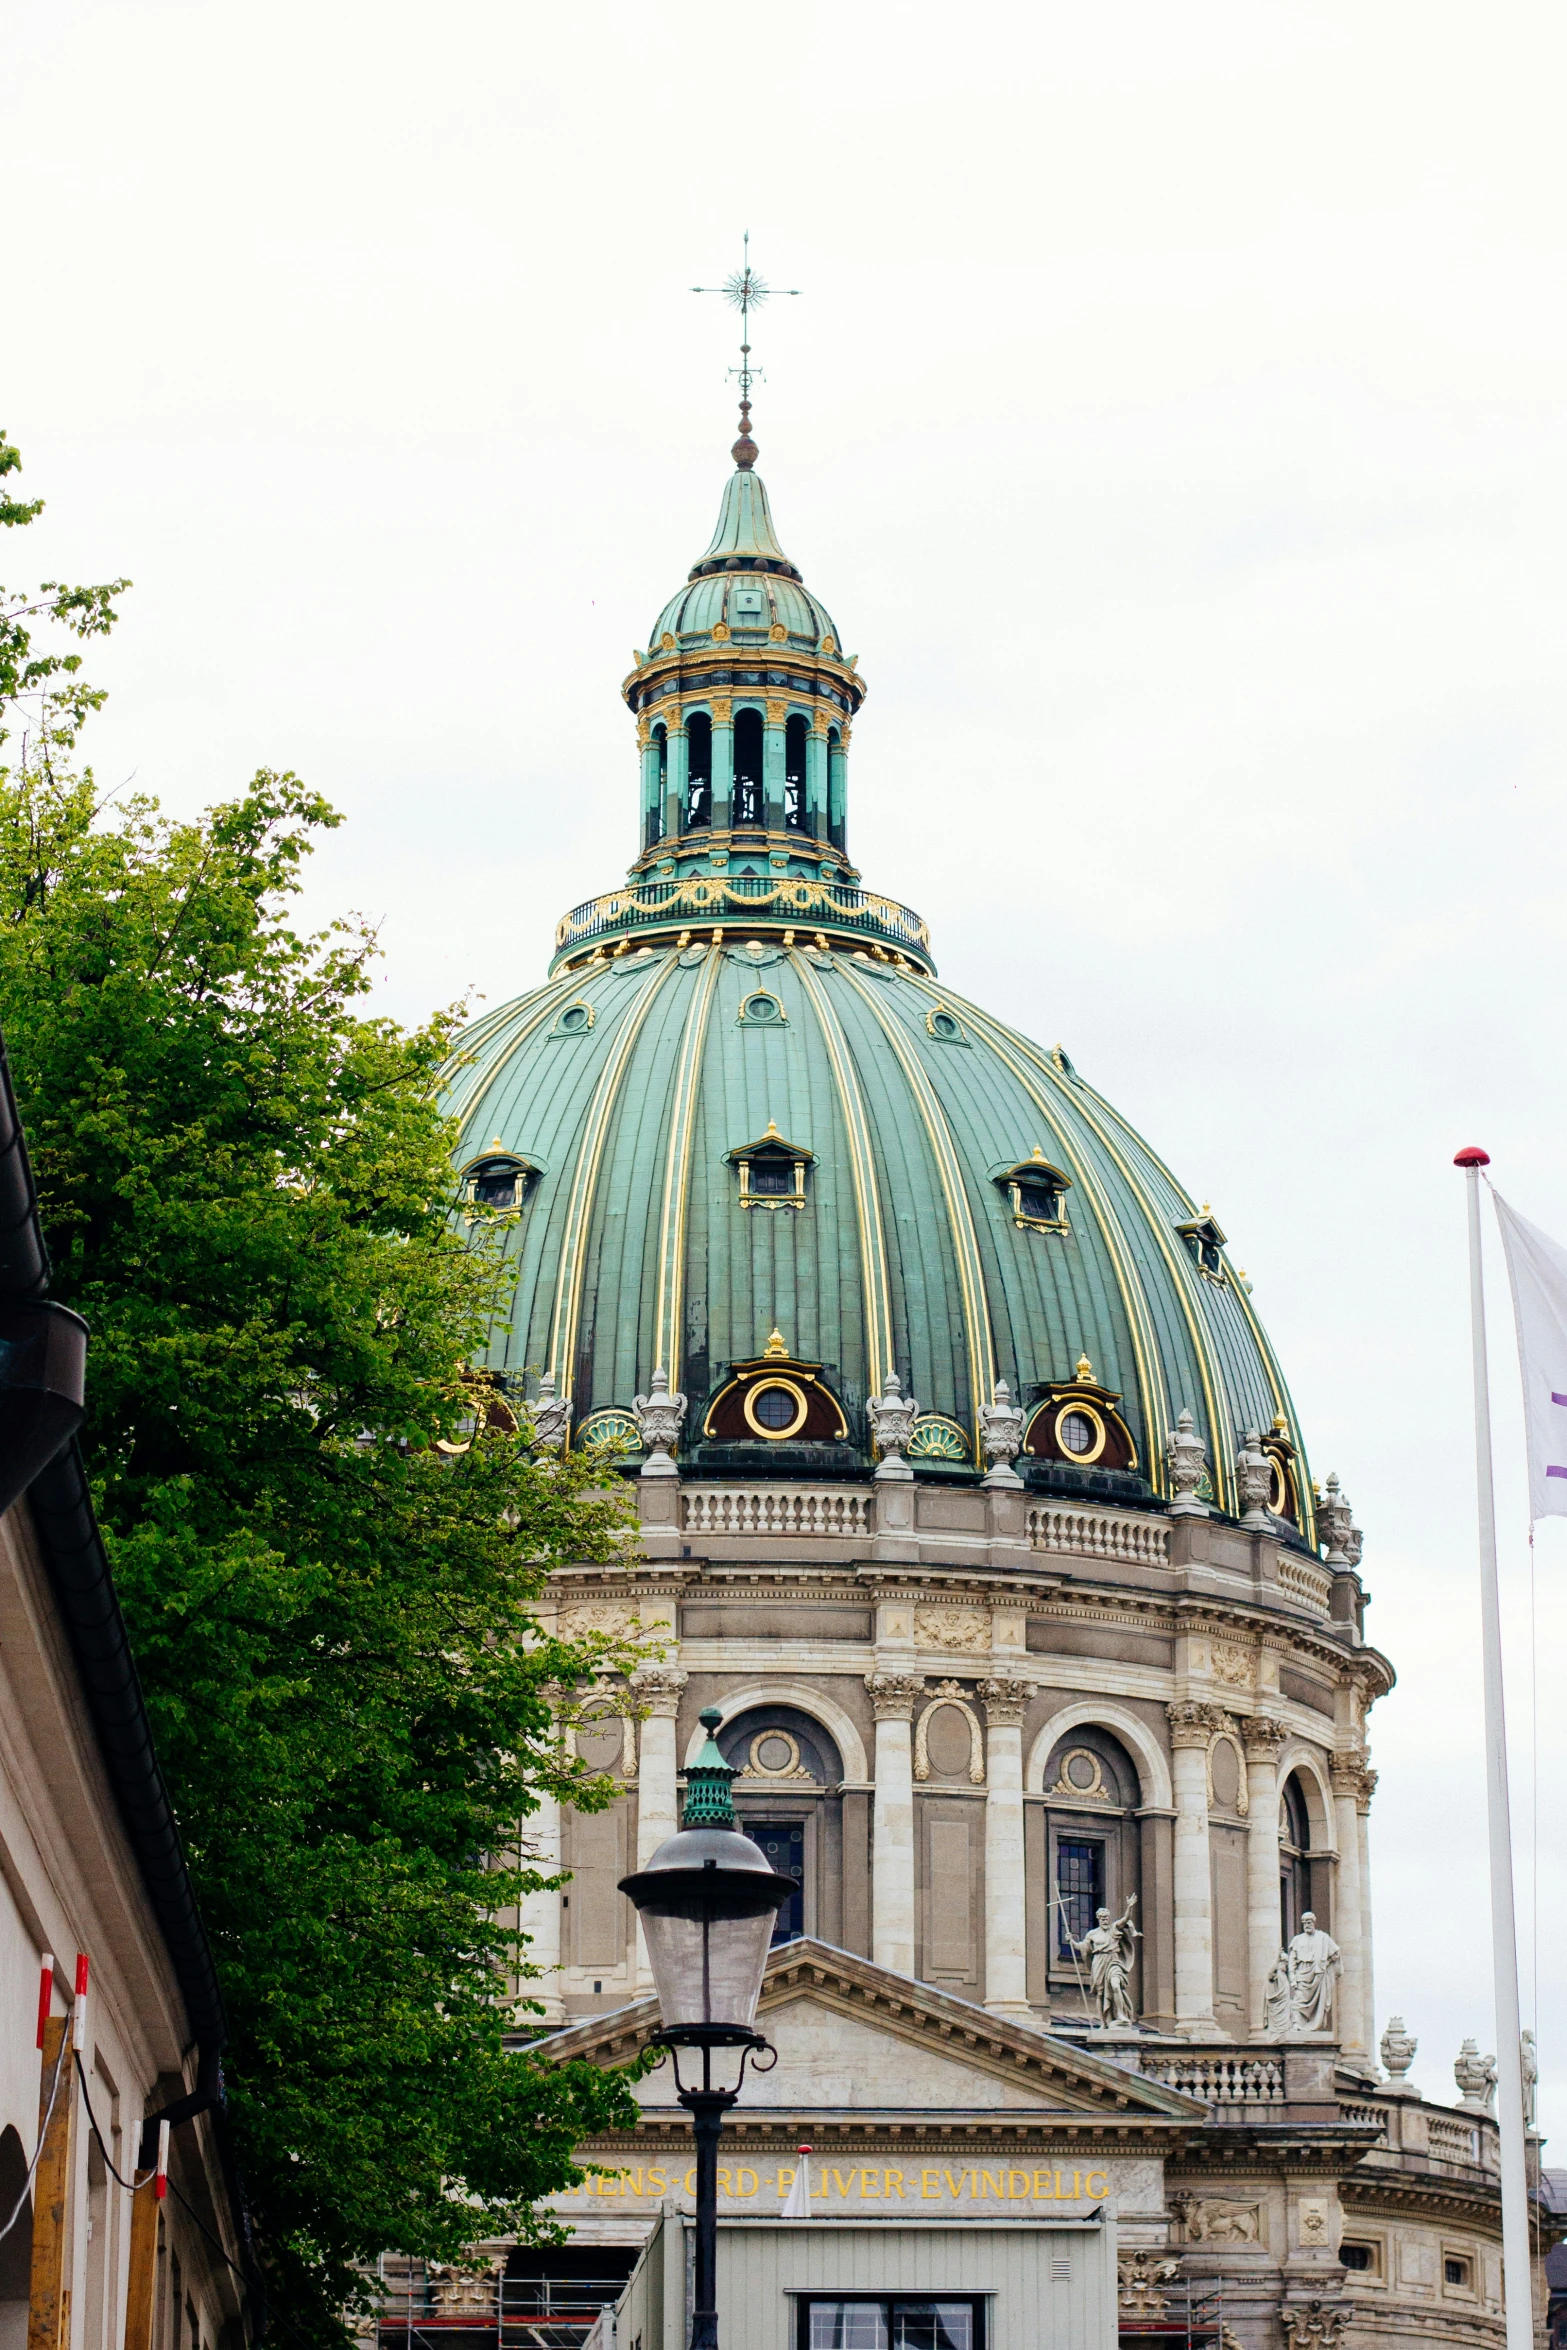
[9,0,1567,2140]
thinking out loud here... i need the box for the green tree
[0,434,645,2340]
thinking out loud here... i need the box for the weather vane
[692,231,801,467]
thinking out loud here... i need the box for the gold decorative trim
[838,959,996,1458]
[548,955,680,1394]
[898,976,1169,1500]
[788,952,895,1388]
[741,1377,810,1441]
[652,944,723,1382]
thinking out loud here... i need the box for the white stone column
[1357,1763,1378,2056]
[980,1678,1030,2018]
[632,1666,687,1987]
[1331,1752,1368,2055]
[1241,1716,1284,2037]
[1167,1702,1219,2033]
[867,1674,922,1977]
[520,1789,564,2022]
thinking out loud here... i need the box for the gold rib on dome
[652,947,723,1380]
[838,957,997,1454]
[789,950,895,1390]
[546,953,679,1396]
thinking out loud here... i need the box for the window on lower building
[741,1819,804,1942]
[804,2303,980,2350]
[1445,2257,1472,2289]
[1055,1837,1104,1958]
[1340,2243,1379,2274]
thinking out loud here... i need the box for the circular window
[930,1011,961,1041]
[743,991,781,1024]
[1267,1456,1290,1515]
[558,1004,591,1033]
[749,1730,802,1777]
[1055,1403,1106,1463]
[743,1378,808,1440]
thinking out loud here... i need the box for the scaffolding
[374,2257,637,2350]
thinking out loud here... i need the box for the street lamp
[620,1707,794,2350]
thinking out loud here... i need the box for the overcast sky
[9,0,1567,2136]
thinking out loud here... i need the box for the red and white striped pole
[154,2120,170,2201]
[34,1955,53,2051]
[71,1954,89,2049]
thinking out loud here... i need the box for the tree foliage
[0,435,644,2339]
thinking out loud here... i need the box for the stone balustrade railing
[1139,2053,1284,2109]
[1027,1504,1172,1566]
[680,1485,873,1538]
[1275,1553,1332,1614]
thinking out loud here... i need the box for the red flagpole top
[1454,1147,1491,1167]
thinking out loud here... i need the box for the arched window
[826,724,844,848]
[645,723,667,849]
[1280,1772,1312,1944]
[785,713,809,831]
[686,712,712,828]
[720,1706,844,1945]
[733,707,764,827]
[1038,1727,1142,2015]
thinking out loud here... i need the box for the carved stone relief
[913,1604,990,1654]
[1171,2193,1264,2246]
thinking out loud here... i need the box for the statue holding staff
[1067,1894,1141,2026]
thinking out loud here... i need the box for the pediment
[534,1937,1202,2123]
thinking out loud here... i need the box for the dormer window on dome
[703,1331,847,1444]
[461,1148,539,1211]
[729,1123,812,1211]
[1023,1357,1137,1472]
[995,1151,1072,1234]
[1177,1208,1227,1280]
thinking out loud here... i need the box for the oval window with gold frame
[1054,1401,1106,1463]
[743,1377,809,1440]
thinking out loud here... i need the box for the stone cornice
[543,1555,1395,1698]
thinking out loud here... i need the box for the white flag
[780,2146,812,2219]
[1493,1191,1567,1520]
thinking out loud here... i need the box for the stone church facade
[419,410,1537,2348]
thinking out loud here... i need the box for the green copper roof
[692,467,796,577]
[441,939,1314,1532]
[648,568,839,654]
[682,1707,738,1826]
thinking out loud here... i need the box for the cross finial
[692,230,801,469]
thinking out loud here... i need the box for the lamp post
[620,1707,794,2350]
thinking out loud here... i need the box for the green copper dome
[441,446,1317,1541]
[644,466,842,654]
[444,940,1313,1530]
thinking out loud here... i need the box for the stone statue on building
[1267,1913,1341,2036]
[1265,1914,1342,2036]
[1067,1894,1140,2026]
[1264,1949,1294,2037]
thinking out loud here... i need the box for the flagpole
[1455,1145,1533,2350]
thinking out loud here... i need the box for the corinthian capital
[1166,1699,1230,1749]
[1239,1713,1285,1759]
[865,1672,924,1720]
[630,1665,687,1719]
[979,1676,1030,1726]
